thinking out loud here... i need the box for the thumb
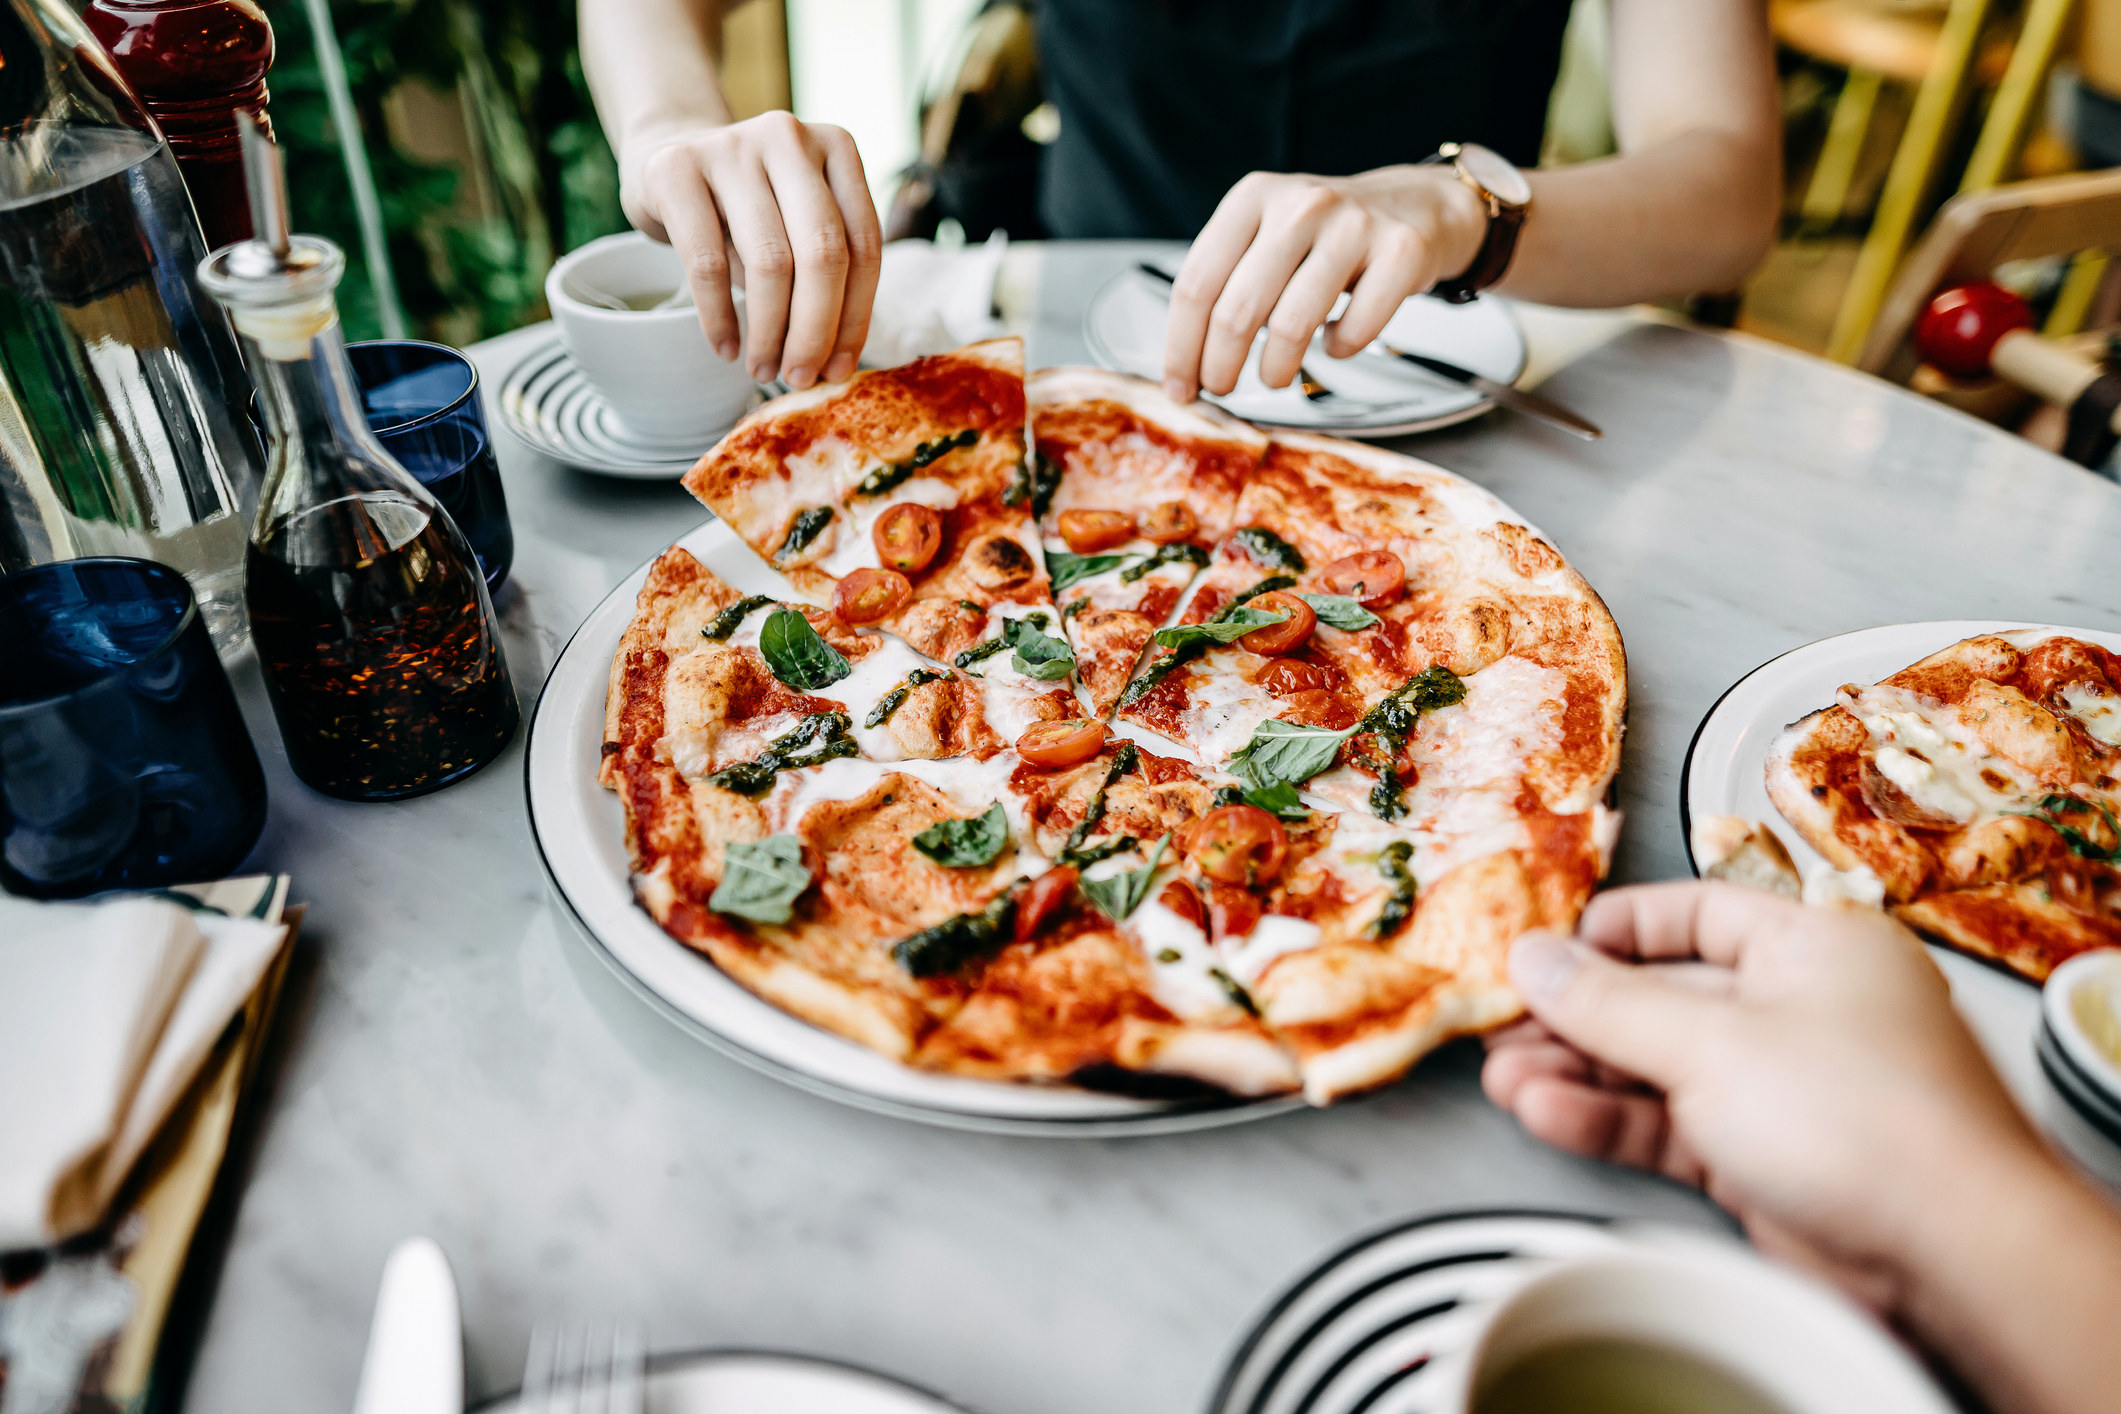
[1509,929,1727,1090]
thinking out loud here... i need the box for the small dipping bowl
[2039,949,2121,1145]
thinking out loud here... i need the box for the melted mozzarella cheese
[828,633,940,761]
[1185,654,1282,767]
[1133,898,1231,1020]
[1841,684,2035,825]
[765,750,1026,838]
[1222,913,1323,989]
[817,477,963,579]
[1802,863,1886,909]
[731,432,866,560]
[1392,656,1567,888]
[2061,681,2121,747]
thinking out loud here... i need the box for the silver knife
[352,1237,462,1414]
[1376,345,1603,440]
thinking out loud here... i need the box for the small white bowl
[544,231,755,445]
[2042,950,2121,1133]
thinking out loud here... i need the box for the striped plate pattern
[498,331,762,479]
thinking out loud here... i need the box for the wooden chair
[1772,0,2079,362]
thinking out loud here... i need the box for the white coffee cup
[544,231,756,445]
[1441,1235,1953,1414]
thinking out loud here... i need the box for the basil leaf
[1371,840,1416,939]
[913,803,1010,868]
[893,890,1017,977]
[775,506,834,562]
[1230,526,1306,573]
[1240,779,1310,819]
[1118,540,1209,584]
[1151,606,1287,650]
[1004,616,1076,681]
[1298,593,1379,631]
[703,594,778,641]
[1228,718,1357,790]
[1079,834,1170,922]
[711,835,811,924]
[1047,549,1129,590]
[758,608,851,691]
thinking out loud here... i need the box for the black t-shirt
[1035,0,1573,239]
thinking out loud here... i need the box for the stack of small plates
[2039,951,2121,1147]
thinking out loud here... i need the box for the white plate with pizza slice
[1085,265,1527,437]
[1680,620,2121,1119]
[527,516,1303,1135]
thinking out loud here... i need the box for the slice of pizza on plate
[682,337,1050,664]
[1766,629,2121,981]
[1027,367,1267,715]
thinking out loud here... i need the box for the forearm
[1893,1144,2121,1414]
[579,0,733,170]
[1496,126,1780,307]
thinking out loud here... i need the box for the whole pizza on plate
[603,343,1626,1105]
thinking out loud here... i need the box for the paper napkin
[863,232,1010,367]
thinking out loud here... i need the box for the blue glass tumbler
[344,340,515,590]
[0,558,268,898]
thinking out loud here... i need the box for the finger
[1508,929,1733,1089]
[650,156,741,362]
[1576,880,1807,968]
[1197,193,1334,396]
[1162,177,1268,402]
[1481,1034,1595,1109]
[816,125,880,384]
[1511,1075,1701,1183]
[710,151,796,381]
[1323,224,1428,359]
[1256,215,1366,389]
[758,134,851,390]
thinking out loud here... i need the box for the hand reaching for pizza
[1483,881,2121,1414]
[1159,166,1488,404]
[623,111,882,390]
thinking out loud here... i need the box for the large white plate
[1679,620,2121,1117]
[474,1349,970,1413]
[1084,266,1527,437]
[524,518,1304,1135]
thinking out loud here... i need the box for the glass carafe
[0,0,262,653]
[199,233,518,800]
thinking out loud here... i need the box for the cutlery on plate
[1368,345,1603,441]
[1133,263,1379,408]
[351,1237,462,1414]
[521,1319,646,1414]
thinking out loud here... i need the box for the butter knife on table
[352,1237,462,1414]
[1373,345,1602,441]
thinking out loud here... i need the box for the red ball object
[1914,282,2035,379]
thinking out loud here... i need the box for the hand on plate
[1481,882,2046,1306]
[1160,166,1488,404]
[623,111,883,390]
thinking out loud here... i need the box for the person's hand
[1482,883,2050,1306]
[1160,166,1490,404]
[622,111,882,390]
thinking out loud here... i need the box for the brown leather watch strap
[1422,145,1529,304]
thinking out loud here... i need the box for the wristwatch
[1421,142,1532,303]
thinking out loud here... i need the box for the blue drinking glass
[344,340,515,591]
[0,558,268,898]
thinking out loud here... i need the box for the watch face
[1457,143,1530,208]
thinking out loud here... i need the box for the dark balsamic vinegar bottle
[198,128,516,800]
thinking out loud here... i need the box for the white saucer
[1680,621,2121,1127]
[524,517,1306,1136]
[1085,266,1527,438]
[474,1349,970,1413]
[498,330,763,479]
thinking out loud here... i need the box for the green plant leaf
[1241,779,1310,819]
[1228,718,1358,790]
[1151,607,1288,650]
[1229,526,1306,572]
[1047,549,1130,590]
[711,835,811,925]
[1005,616,1076,680]
[913,803,1011,868]
[1298,593,1379,631]
[758,608,851,691]
[1079,834,1171,921]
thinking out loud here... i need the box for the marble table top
[183,242,2121,1414]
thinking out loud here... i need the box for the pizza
[1766,630,2121,982]
[618,344,1628,1105]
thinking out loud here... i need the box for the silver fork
[520,1321,646,1414]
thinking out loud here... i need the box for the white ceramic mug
[544,231,756,444]
[1442,1235,1954,1414]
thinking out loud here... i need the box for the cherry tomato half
[1140,501,1198,544]
[1016,866,1080,941]
[1209,881,1263,939]
[1239,590,1317,656]
[1158,878,1207,931]
[873,502,943,574]
[834,567,912,623]
[1189,804,1289,885]
[1058,508,1136,553]
[1317,550,1406,608]
[1016,718,1110,768]
[1255,658,1332,695]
